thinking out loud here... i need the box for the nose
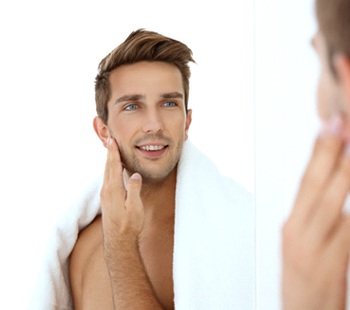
[142,108,164,134]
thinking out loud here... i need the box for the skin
[282,32,350,309]
[70,61,192,309]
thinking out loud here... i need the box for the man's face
[312,31,344,122]
[106,61,192,183]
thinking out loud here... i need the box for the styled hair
[316,0,350,73]
[95,29,195,123]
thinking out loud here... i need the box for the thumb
[125,173,143,209]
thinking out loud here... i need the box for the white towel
[29,140,255,309]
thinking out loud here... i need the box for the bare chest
[139,224,174,310]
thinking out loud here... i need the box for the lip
[136,140,168,147]
[135,142,169,159]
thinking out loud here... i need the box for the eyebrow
[161,92,184,99]
[114,94,144,105]
[114,92,183,105]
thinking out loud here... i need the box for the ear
[185,109,192,140]
[93,116,109,148]
[334,54,350,114]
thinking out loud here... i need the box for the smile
[138,145,166,151]
[135,143,169,159]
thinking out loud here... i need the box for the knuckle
[100,184,111,199]
[125,198,141,210]
[127,181,138,189]
[128,178,141,188]
[100,183,117,205]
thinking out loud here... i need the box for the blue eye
[125,103,139,111]
[163,101,176,107]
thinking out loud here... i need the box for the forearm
[104,239,164,310]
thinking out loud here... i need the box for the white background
[0,0,322,309]
[255,0,319,308]
[0,0,254,308]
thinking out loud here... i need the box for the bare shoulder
[69,215,114,309]
[69,215,103,287]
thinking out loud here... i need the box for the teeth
[139,145,165,151]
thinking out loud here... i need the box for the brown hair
[95,29,195,123]
[316,0,350,73]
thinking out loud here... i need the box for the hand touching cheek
[100,137,145,246]
[282,116,350,310]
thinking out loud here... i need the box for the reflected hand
[282,116,350,310]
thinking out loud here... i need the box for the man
[282,0,350,309]
[30,29,254,309]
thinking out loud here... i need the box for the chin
[132,162,177,184]
[140,170,175,184]
[121,148,181,184]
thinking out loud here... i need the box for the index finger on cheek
[107,137,125,190]
[290,116,344,223]
[103,136,112,183]
[307,143,350,241]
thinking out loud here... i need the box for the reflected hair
[95,29,195,123]
[316,0,350,75]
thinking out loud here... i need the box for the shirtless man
[27,27,253,310]
[282,0,350,309]
[69,29,193,309]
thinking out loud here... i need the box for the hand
[282,116,350,310]
[100,137,144,248]
[97,138,164,309]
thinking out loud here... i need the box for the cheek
[107,116,130,143]
[172,115,188,138]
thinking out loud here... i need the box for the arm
[104,235,163,309]
[100,136,164,309]
[282,117,350,310]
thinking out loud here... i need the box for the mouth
[135,144,169,158]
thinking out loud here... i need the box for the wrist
[103,234,140,261]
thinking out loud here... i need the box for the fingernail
[321,114,343,136]
[130,173,141,181]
